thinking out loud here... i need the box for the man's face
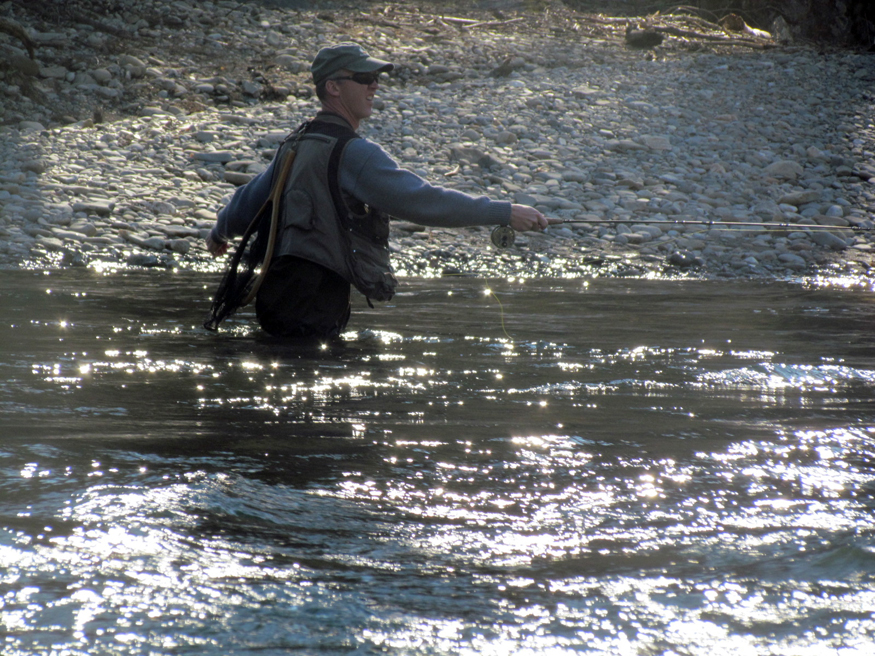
[328,69,381,122]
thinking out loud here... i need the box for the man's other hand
[206,233,229,257]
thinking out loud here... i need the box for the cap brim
[347,57,394,74]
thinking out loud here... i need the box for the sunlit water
[1,269,874,655]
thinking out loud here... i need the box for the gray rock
[19,121,46,132]
[168,239,191,254]
[72,201,114,216]
[449,145,487,165]
[193,151,236,163]
[69,221,98,237]
[37,236,66,251]
[50,228,84,242]
[91,68,113,84]
[22,160,48,174]
[224,171,255,185]
[815,215,849,227]
[9,53,39,77]
[142,236,167,250]
[561,170,588,183]
[642,135,672,151]
[40,65,69,79]
[95,87,120,99]
[764,160,804,180]
[778,253,807,268]
[810,230,848,250]
[241,81,262,96]
[275,55,308,73]
[779,190,821,206]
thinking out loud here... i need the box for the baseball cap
[311,43,394,85]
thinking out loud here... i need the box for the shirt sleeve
[210,157,277,243]
[339,138,512,227]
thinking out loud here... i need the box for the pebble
[0,0,872,283]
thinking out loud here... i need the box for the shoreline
[1,0,874,283]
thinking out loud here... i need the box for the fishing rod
[490,218,872,248]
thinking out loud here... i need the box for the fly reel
[490,225,516,249]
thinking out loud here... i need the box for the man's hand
[205,233,229,257]
[509,204,562,232]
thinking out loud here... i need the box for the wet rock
[126,253,161,267]
[666,250,702,268]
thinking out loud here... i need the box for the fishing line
[484,287,513,342]
[491,218,871,249]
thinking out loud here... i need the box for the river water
[1,268,874,655]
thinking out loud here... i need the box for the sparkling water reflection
[1,269,874,655]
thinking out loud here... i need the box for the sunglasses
[331,72,384,85]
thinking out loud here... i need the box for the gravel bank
[2,0,874,282]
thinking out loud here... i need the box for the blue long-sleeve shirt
[210,130,512,243]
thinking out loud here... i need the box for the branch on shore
[0,17,35,59]
[578,11,776,48]
[439,15,526,30]
[654,25,775,48]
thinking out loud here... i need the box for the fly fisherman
[205,43,554,338]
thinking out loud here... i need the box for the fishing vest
[273,115,397,302]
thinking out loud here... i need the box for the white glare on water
[2,274,874,654]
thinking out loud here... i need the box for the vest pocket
[282,188,315,230]
[345,227,397,302]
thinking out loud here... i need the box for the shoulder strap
[304,116,360,223]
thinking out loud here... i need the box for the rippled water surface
[2,269,874,655]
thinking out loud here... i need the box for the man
[206,42,552,338]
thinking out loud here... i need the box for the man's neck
[316,110,355,129]
[319,102,359,131]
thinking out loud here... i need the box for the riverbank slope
[1,0,874,281]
